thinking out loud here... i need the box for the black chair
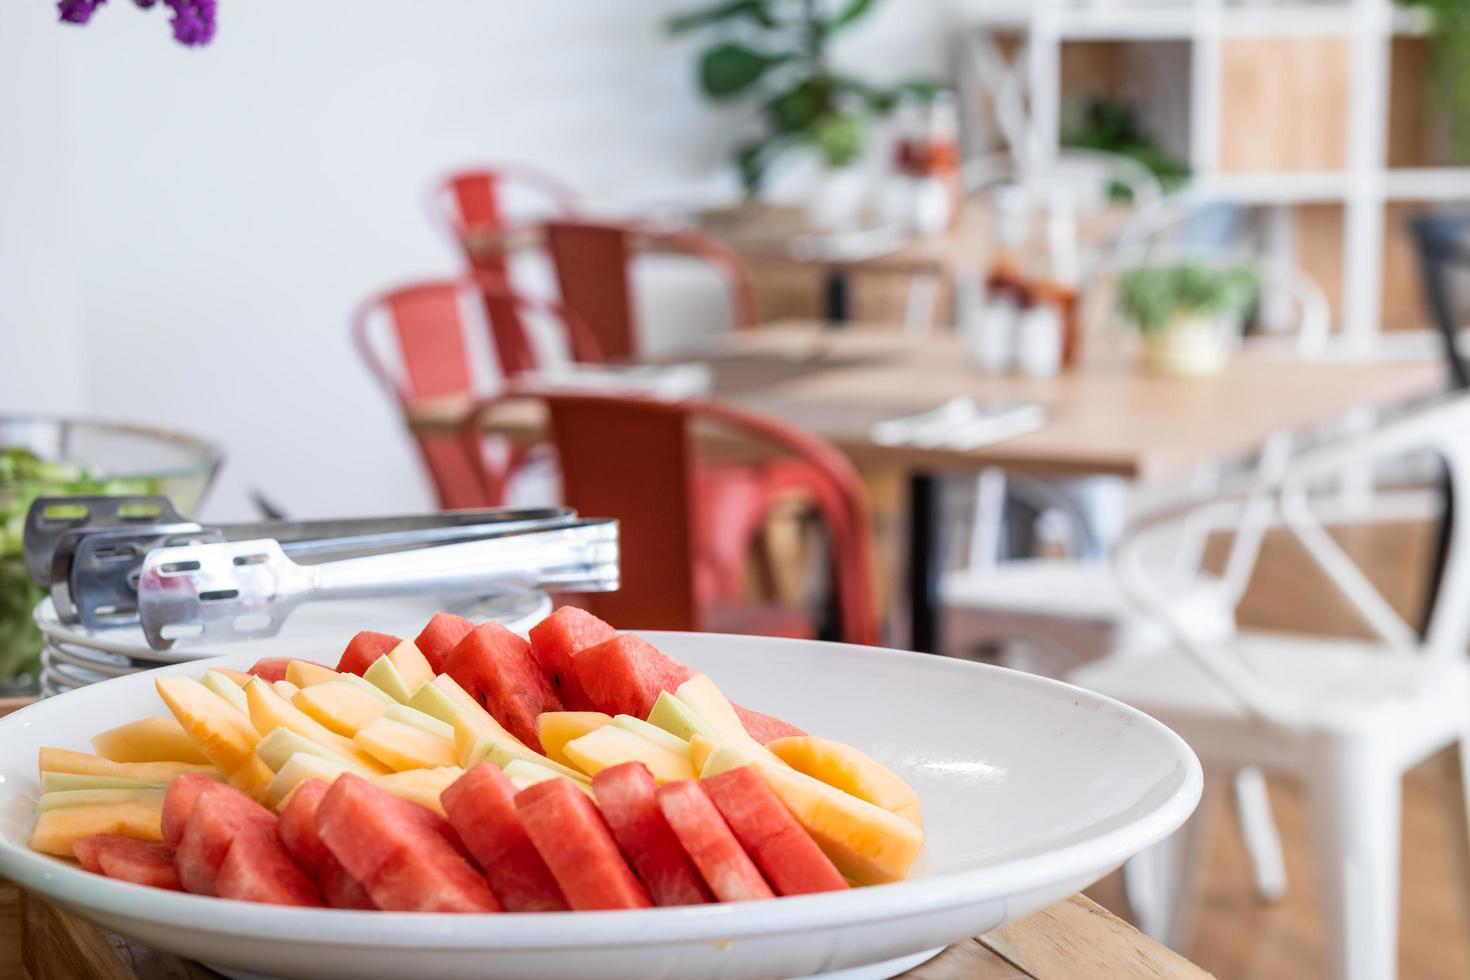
[1407,211,1470,632]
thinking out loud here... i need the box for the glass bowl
[0,416,223,694]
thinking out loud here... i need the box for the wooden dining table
[412,322,1446,652]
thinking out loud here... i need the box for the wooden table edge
[13,888,1211,979]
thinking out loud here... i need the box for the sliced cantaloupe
[212,667,253,687]
[407,674,485,725]
[291,680,389,737]
[40,747,216,783]
[562,725,695,785]
[451,714,588,783]
[503,760,596,798]
[90,716,211,765]
[354,717,458,772]
[382,703,453,740]
[369,766,464,815]
[701,743,924,885]
[272,680,301,701]
[244,678,389,776]
[29,799,165,857]
[35,788,165,814]
[338,672,395,704]
[363,641,435,703]
[766,735,923,827]
[536,711,612,769]
[40,772,177,793]
[613,714,689,752]
[200,670,250,716]
[266,752,355,806]
[284,660,339,688]
[256,727,377,777]
[688,734,714,773]
[647,691,712,741]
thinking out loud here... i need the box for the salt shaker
[1016,304,1062,379]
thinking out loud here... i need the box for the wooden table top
[412,323,1446,481]
[11,887,1210,979]
[696,200,1134,279]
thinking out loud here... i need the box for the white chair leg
[1234,766,1288,902]
[1436,734,1470,936]
[1123,773,1219,951]
[1303,746,1402,980]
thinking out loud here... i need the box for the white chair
[1069,392,1470,980]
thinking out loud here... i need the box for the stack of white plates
[32,591,553,698]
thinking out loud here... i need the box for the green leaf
[807,112,866,168]
[765,79,829,132]
[827,0,877,32]
[667,0,776,34]
[834,76,940,115]
[698,43,784,99]
[734,134,786,192]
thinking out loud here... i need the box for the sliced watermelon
[73,835,182,891]
[441,764,567,912]
[336,631,400,676]
[246,658,294,684]
[514,778,651,911]
[174,782,278,896]
[702,766,848,896]
[656,780,774,903]
[162,773,219,849]
[414,612,475,674]
[215,827,321,907]
[528,606,616,710]
[591,762,710,907]
[444,623,561,752]
[318,854,376,910]
[277,778,375,908]
[316,773,500,913]
[573,635,695,720]
[732,705,806,744]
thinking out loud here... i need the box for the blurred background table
[414,322,1444,650]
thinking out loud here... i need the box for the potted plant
[668,0,934,195]
[1116,262,1258,377]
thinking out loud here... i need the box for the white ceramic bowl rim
[0,633,1201,950]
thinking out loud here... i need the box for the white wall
[0,0,952,520]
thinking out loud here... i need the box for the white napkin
[517,363,714,401]
[870,397,1047,451]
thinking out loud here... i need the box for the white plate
[0,632,1200,980]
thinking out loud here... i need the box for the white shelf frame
[965,0,1470,342]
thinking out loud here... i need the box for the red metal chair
[457,392,878,646]
[538,219,759,360]
[430,165,581,376]
[351,274,600,508]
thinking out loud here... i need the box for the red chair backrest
[542,219,759,363]
[460,392,877,645]
[432,166,581,376]
[352,276,596,508]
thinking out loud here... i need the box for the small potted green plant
[1115,262,1259,377]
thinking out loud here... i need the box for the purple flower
[164,0,215,46]
[57,0,105,24]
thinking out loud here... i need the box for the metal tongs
[23,496,620,649]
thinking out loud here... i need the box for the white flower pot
[1137,314,1235,378]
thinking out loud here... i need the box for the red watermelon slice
[162,773,219,849]
[316,773,500,913]
[528,606,616,710]
[278,779,376,910]
[414,612,475,674]
[732,705,806,744]
[514,778,651,911]
[74,835,182,891]
[215,827,321,907]
[591,762,710,907]
[443,622,561,752]
[702,766,847,896]
[656,780,773,903]
[246,658,293,684]
[573,635,694,720]
[174,782,279,896]
[442,764,567,912]
[572,634,802,742]
[336,631,400,676]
